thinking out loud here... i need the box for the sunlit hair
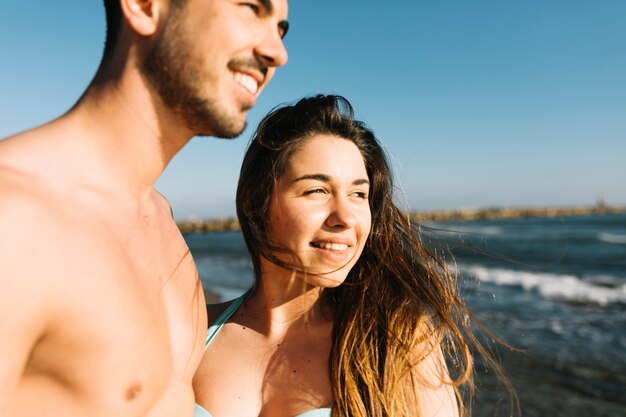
[236,95,513,416]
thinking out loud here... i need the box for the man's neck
[63,68,194,198]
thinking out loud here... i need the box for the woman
[193,95,478,417]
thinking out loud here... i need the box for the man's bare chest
[17,218,205,417]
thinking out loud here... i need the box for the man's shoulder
[0,166,56,226]
[0,169,125,280]
[0,165,75,231]
[0,173,121,322]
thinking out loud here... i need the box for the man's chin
[182,103,249,139]
[195,120,247,139]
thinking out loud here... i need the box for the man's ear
[119,0,163,36]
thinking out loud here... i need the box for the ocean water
[184,213,626,417]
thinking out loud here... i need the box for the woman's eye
[352,191,368,199]
[304,188,326,195]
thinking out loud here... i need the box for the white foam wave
[598,233,626,245]
[462,265,626,306]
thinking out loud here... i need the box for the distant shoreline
[178,205,626,234]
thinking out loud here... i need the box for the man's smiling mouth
[232,71,258,95]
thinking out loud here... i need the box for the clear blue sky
[1,1,625,219]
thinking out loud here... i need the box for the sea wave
[462,264,626,306]
[598,232,626,245]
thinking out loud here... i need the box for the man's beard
[142,11,247,138]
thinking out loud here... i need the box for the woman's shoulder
[411,337,459,417]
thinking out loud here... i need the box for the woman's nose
[325,198,357,229]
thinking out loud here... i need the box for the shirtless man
[0,0,288,416]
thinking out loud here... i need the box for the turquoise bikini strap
[204,294,246,349]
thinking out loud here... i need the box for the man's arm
[0,190,54,410]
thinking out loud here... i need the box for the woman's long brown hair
[236,95,515,416]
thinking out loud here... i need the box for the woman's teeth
[311,242,348,251]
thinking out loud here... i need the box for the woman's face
[265,134,372,287]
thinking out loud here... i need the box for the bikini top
[194,294,331,417]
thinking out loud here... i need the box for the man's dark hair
[101,0,186,62]
[102,0,123,62]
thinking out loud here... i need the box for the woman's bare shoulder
[412,338,460,417]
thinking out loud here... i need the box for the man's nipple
[125,383,143,401]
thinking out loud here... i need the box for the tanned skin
[0,1,288,416]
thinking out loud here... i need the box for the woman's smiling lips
[309,238,353,250]
[309,239,355,263]
[310,241,348,251]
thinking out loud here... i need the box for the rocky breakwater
[177,217,240,234]
[410,205,626,222]
[177,206,626,234]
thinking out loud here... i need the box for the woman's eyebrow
[292,174,330,183]
[292,174,369,186]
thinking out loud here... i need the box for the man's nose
[255,26,288,68]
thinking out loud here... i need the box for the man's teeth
[233,71,258,95]
[313,242,348,251]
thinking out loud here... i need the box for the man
[0,0,288,416]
